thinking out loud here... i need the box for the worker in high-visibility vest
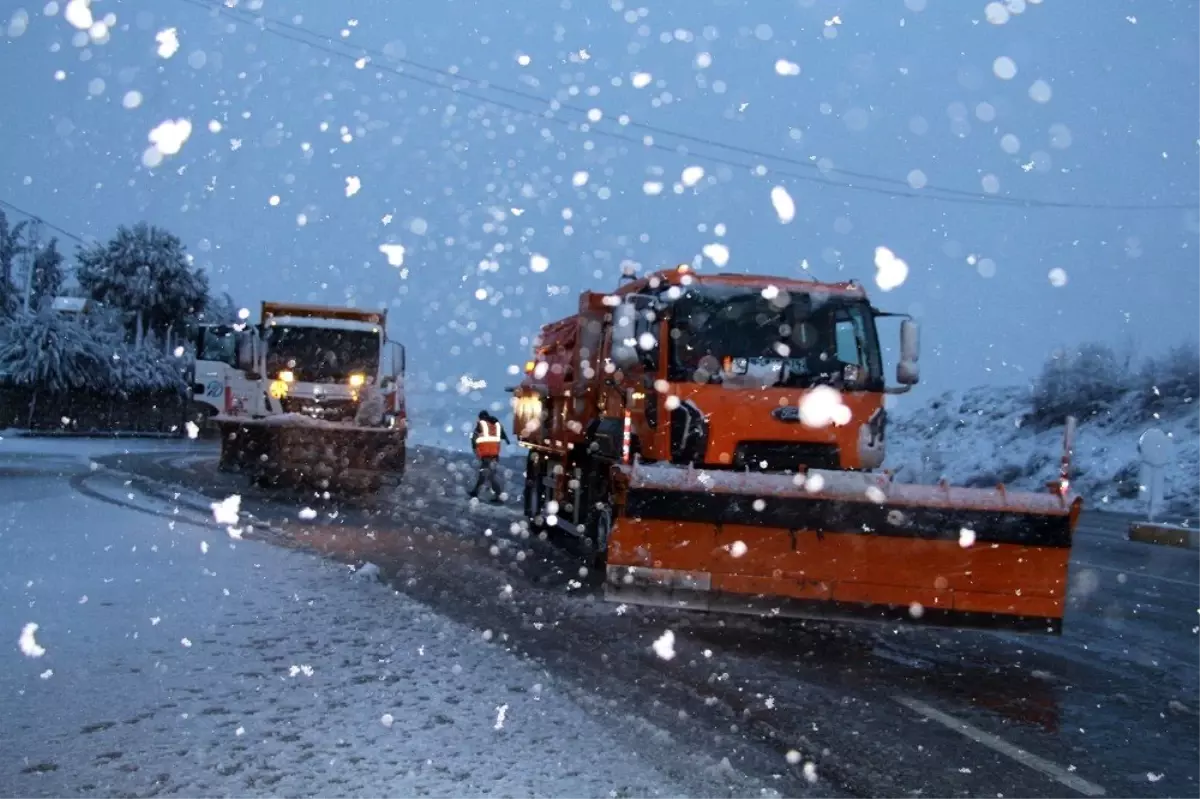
[468,410,510,502]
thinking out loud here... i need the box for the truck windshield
[196,326,238,367]
[666,285,883,390]
[265,326,381,383]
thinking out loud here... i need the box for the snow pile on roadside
[885,386,1199,516]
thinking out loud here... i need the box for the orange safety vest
[474,419,502,458]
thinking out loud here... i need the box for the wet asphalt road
[7,439,1199,798]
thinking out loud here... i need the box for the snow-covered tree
[0,308,112,394]
[200,290,238,325]
[1031,342,1129,425]
[0,210,30,317]
[75,222,209,346]
[29,238,65,310]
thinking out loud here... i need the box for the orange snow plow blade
[605,465,1082,635]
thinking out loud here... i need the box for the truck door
[231,327,270,416]
[194,326,240,415]
[383,340,406,424]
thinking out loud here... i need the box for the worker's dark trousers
[471,456,504,499]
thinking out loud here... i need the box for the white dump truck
[213,302,407,494]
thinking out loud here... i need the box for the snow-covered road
[0,441,692,798]
[2,436,1197,798]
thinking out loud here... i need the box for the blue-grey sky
[2,0,1197,404]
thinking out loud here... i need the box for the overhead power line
[0,198,86,244]
[178,0,1196,212]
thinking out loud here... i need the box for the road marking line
[1072,558,1199,588]
[893,695,1106,797]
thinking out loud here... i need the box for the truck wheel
[523,452,544,522]
[584,504,612,570]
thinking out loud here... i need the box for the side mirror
[611,302,640,370]
[897,319,920,385]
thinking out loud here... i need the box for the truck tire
[523,451,545,523]
[583,503,612,570]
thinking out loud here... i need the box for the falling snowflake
[799,386,852,428]
[345,176,362,197]
[702,243,730,267]
[631,72,653,88]
[211,495,240,525]
[652,630,676,660]
[873,246,909,291]
[64,0,93,30]
[143,118,193,167]
[529,253,549,273]
[155,27,180,58]
[18,623,45,658]
[770,186,796,223]
[494,703,508,730]
[992,55,1017,80]
[378,244,406,267]
[681,166,706,187]
[774,59,801,77]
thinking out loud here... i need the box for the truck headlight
[279,370,295,383]
[348,373,365,388]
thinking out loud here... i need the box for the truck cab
[193,323,260,421]
[238,303,406,426]
[515,266,920,475]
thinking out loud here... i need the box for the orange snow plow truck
[512,266,1082,635]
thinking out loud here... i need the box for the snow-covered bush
[1138,342,1199,412]
[1030,343,1130,427]
[0,309,112,393]
[0,310,186,397]
[109,341,188,396]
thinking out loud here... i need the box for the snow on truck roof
[261,302,385,326]
[265,316,382,333]
[615,268,868,297]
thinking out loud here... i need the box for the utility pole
[21,218,42,314]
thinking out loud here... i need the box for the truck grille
[732,441,841,472]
